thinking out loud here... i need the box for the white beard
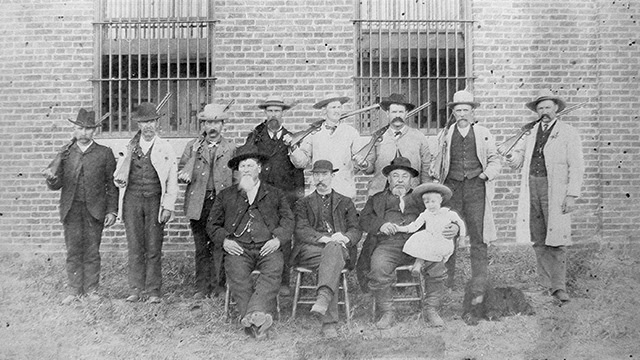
[238,175,257,193]
[391,186,407,198]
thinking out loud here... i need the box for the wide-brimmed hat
[131,102,160,122]
[447,90,480,109]
[67,108,104,128]
[525,89,566,113]
[197,103,230,121]
[227,143,269,170]
[257,96,294,110]
[311,160,339,173]
[412,182,453,202]
[313,93,350,109]
[379,93,416,111]
[381,156,419,177]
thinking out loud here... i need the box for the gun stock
[352,124,389,166]
[178,131,207,183]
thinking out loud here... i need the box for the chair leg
[341,271,351,325]
[291,270,303,320]
[224,283,231,321]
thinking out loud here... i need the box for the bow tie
[325,125,337,132]
[394,131,402,137]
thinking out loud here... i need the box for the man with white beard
[206,143,294,340]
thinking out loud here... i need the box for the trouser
[295,242,348,324]
[445,176,487,291]
[63,201,104,295]
[529,176,566,292]
[190,192,225,295]
[124,192,165,297]
[280,189,302,287]
[225,242,284,318]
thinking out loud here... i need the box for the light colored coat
[430,124,502,243]
[508,121,584,246]
[114,136,179,221]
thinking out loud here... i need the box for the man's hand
[260,238,281,257]
[318,236,333,244]
[41,168,56,181]
[331,233,350,248]
[379,222,399,236]
[562,195,577,214]
[442,223,459,240]
[104,213,117,227]
[177,170,192,183]
[159,209,172,224]
[114,178,127,188]
[223,238,244,256]
[282,134,293,146]
[478,172,488,181]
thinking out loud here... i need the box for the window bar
[416,20,423,129]
[117,0,123,134]
[186,0,192,134]
[137,0,142,130]
[127,0,133,133]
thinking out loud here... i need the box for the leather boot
[424,279,445,327]
[374,287,395,329]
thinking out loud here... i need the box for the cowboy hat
[525,89,566,113]
[379,93,416,111]
[227,143,269,170]
[67,108,104,128]
[131,102,161,122]
[411,182,453,202]
[197,103,230,121]
[311,160,339,173]
[447,90,480,109]
[312,93,350,109]
[381,156,419,178]
[257,96,294,110]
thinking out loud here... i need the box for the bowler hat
[197,103,230,121]
[67,108,104,128]
[412,182,453,203]
[313,93,350,109]
[379,93,416,111]
[311,160,339,173]
[131,102,160,122]
[525,89,566,113]
[447,90,480,109]
[258,96,294,110]
[227,143,269,170]
[381,156,419,178]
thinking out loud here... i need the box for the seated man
[206,144,294,339]
[357,156,459,329]
[292,160,362,338]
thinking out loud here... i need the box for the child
[397,183,466,275]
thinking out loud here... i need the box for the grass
[1,243,639,359]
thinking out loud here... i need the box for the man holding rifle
[178,103,236,299]
[506,89,584,302]
[430,90,501,295]
[362,93,433,196]
[289,93,368,199]
[114,101,178,304]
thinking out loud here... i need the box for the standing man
[289,94,365,199]
[43,109,118,304]
[179,103,236,299]
[357,157,459,329]
[507,89,584,302]
[206,144,294,339]
[363,93,432,196]
[292,160,362,338]
[114,102,178,304]
[430,90,501,293]
[246,95,304,296]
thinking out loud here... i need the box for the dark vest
[316,192,335,234]
[529,122,556,177]
[447,126,483,181]
[127,145,162,196]
[234,204,272,244]
[73,165,87,203]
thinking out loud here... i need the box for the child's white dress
[402,207,466,262]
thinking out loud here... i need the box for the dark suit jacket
[46,142,118,222]
[292,190,363,269]
[206,182,294,248]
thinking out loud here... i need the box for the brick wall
[1,0,639,254]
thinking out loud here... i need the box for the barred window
[93,0,217,137]
[354,0,473,135]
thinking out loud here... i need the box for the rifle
[113,93,173,187]
[432,113,455,182]
[42,112,111,180]
[497,102,587,157]
[352,102,432,167]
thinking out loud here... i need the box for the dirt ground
[1,244,639,360]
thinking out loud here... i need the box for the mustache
[391,117,404,123]
[315,182,327,187]
[207,129,219,136]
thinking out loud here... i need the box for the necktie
[325,125,337,133]
[394,131,402,138]
[542,124,548,133]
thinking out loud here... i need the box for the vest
[73,165,86,203]
[447,126,483,181]
[127,145,162,196]
[529,122,556,177]
[234,204,272,244]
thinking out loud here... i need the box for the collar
[139,136,156,154]
[540,119,557,129]
[455,123,471,137]
[76,140,94,153]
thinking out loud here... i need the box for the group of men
[43,88,585,339]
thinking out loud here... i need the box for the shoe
[241,312,255,328]
[193,292,206,300]
[61,295,78,305]
[86,292,101,302]
[148,296,161,304]
[321,323,338,339]
[375,311,395,329]
[552,289,570,302]
[279,285,291,297]
[310,288,332,317]
[254,313,273,340]
[126,294,140,302]
[425,307,445,327]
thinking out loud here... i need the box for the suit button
[201,173,205,176]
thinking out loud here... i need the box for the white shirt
[139,136,156,155]
[246,180,261,205]
[76,140,93,153]
[456,124,471,137]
